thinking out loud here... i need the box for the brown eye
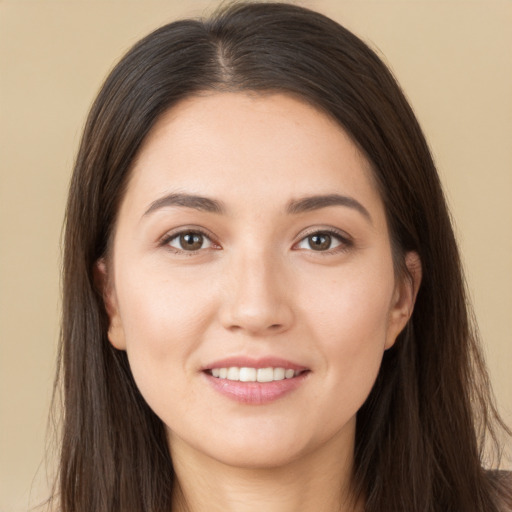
[168,231,212,251]
[296,230,346,252]
[180,233,203,250]
[308,233,332,251]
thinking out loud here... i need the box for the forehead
[122,92,385,224]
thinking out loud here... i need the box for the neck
[169,432,363,512]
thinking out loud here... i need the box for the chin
[208,442,307,470]
[167,421,316,470]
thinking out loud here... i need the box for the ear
[385,251,422,349]
[94,259,127,350]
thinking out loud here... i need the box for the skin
[98,92,421,512]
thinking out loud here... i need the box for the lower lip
[203,371,309,405]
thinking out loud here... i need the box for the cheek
[300,279,392,435]
[302,262,395,393]
[113,264,216,401]
[305,261,395,342]
[116,260,215,349]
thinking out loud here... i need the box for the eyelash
[160,227,353,255]
[293,228,353,254]
[160,227,219,255]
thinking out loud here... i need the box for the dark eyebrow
[143,192,371,223]
[143,193,225,216]
[286,194,372,224]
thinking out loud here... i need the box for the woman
[52,2,511,511]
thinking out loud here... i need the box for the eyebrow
[143,192,372,224]
[143,192,225,216]
[286,194,372,223]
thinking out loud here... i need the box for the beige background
[1,1,511,510]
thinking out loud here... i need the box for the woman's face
[100,92,418,469]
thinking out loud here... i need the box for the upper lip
[202,356,308,372]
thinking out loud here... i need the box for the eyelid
[159,225,221,253]
[293,226,353,252]
[158,224,352,254]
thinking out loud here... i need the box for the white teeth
[273,367,285,380]
[257,367,274,383]
[227,367,240,381]
[239,367,257,382]
[209,366,302,382]
[285,369,295,379]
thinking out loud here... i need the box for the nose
[219,250,294,336]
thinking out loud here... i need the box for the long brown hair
[53,2,510,511]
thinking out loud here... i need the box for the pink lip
[201,356,310,405]
[202,356,307,372]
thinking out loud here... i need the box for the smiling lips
[203,358,309,405]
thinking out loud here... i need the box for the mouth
[202,358,310,405]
